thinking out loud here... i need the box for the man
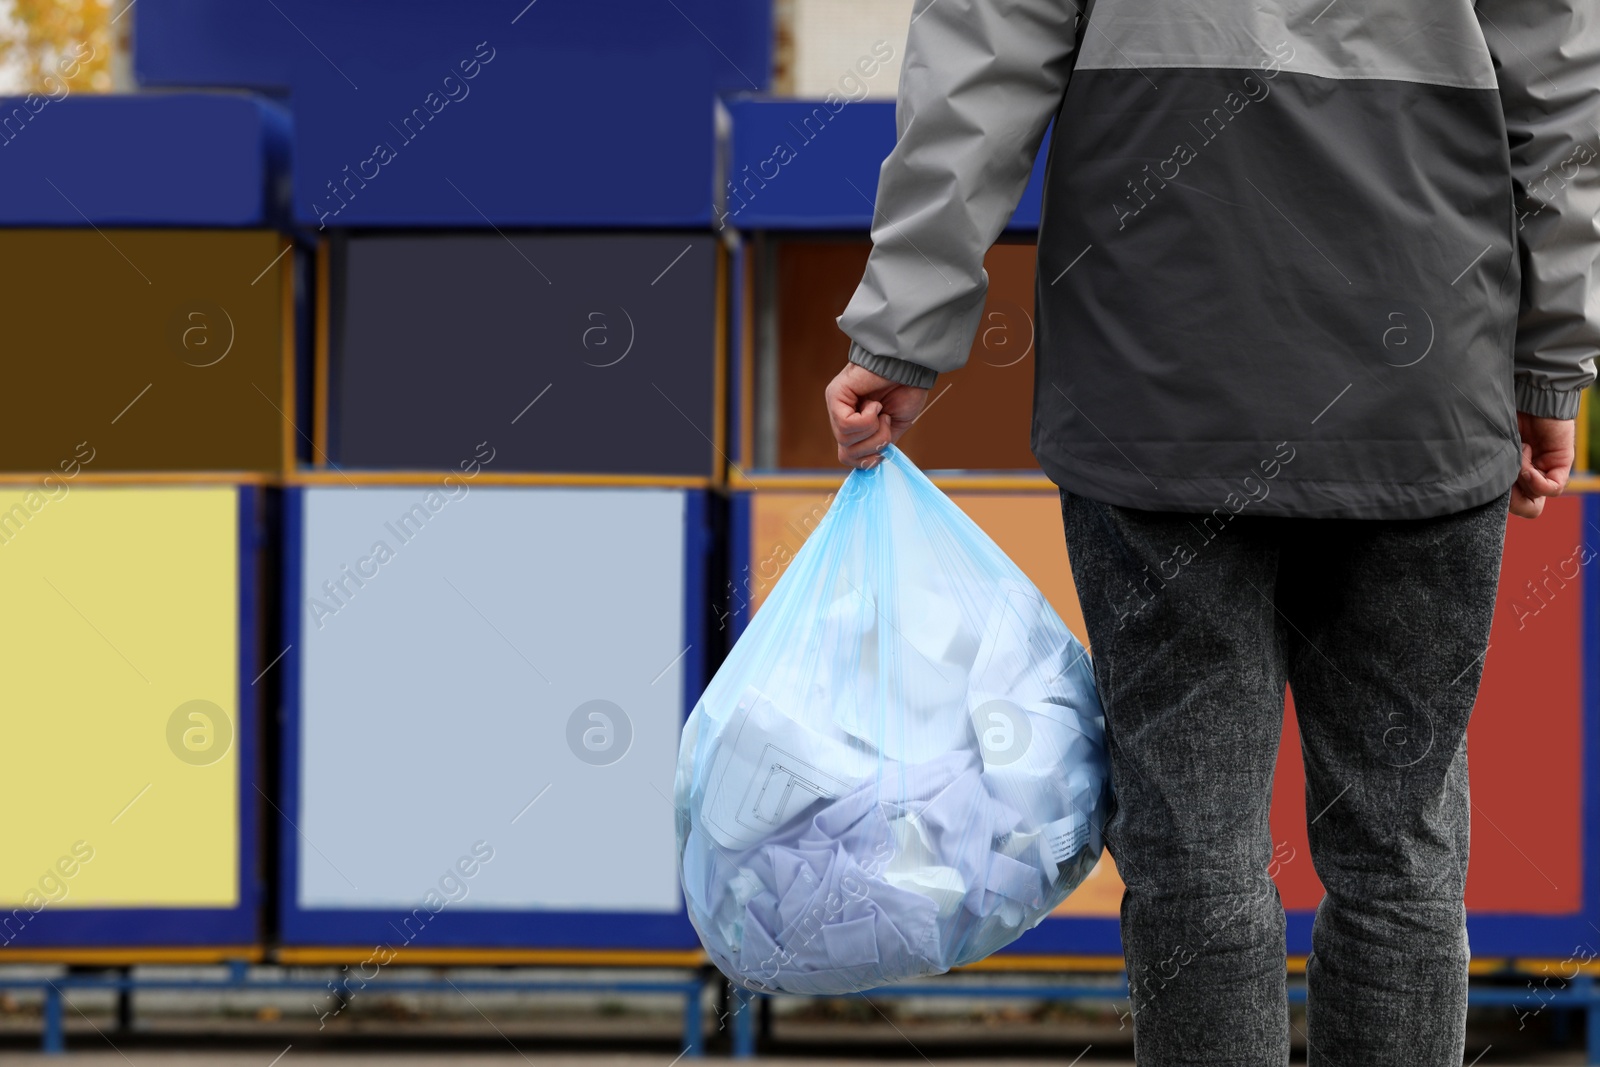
[825,0,1597,1063]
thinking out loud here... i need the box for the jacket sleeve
[836,0,1082,389]
[1476,0,1600,419]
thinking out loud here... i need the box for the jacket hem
[1034,442,1523,521]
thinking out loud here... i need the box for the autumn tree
[0,0,114,93]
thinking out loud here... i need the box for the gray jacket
[838,0,1600,519]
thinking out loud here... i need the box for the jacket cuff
[847,341,938,389]
[1514,378,1586,420]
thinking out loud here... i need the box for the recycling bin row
[1,482,711,952]
[0,226,723,482]
[4,481,1592,959]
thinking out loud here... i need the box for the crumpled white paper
[675,447,1108,995]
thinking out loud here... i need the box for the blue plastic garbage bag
[675,446,1109,995]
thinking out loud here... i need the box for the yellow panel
[1578,387,1591,473]
[0,486,238,908]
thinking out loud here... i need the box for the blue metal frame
[4,487,263,946]
[682,489,714,744]
[3,967,710,1057]
[134,0,772,228]
[277,487,709,948]
[0,94,289,227]
[726,491,754,642]
[720,98,1047,232]
[1588,492,1600,946]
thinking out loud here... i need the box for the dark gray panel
[1034,68,1522,519]
[331,233,718,476]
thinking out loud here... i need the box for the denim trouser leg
[1060,488,1509,1067]
[1061,491,1293,1066]
[1278,495,1506,1067]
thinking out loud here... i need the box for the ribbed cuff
[846,341,938,389]
[1514,378,1586,420]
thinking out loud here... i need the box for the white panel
[297,486,689,912]
[790,0,912,99]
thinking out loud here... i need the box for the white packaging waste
[675,446,1108,994]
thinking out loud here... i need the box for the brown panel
[773,238,1039,470]
[0,229,287,473]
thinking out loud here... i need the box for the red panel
[1464,495,1584,912]
[1268,694,1321,909]
[1267,496,1586,914]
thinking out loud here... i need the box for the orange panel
[950,493,1087,645]
[745,488,836,614]
[746,489,1086,645]
[1053,853,1125,917]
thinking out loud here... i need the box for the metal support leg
[115,967,133,1032]
[42,983,64,1055]
[1554,998,1573,1047]
[681,980,704,1058]
[1579,975,1599,1067]
[730,986,757,1059]
[713,977,730,1037]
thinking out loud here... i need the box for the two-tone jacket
[838,0,1600,518]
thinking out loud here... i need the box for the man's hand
[1510,412,1576,519]
[825,363,929,469]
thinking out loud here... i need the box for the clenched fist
[824,363,930,469]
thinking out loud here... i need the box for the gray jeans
[1060,487,1511,1067]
